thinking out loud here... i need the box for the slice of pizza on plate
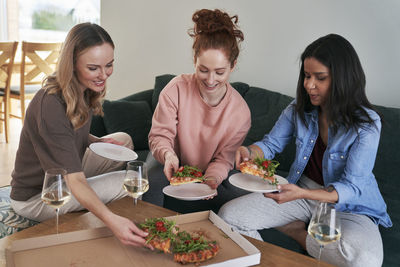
[170,165,205,186]
[239,156,280,185]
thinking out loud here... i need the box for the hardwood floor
[0,117,22,187]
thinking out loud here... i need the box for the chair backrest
[0,42,18,92]
[20,41,62,90]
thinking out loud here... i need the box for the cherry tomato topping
[178,166,184,172]
[194,171,203,177]
[155,221,164,228]
[157,226,167,232]
[262,161,269,169]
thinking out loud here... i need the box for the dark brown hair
[295,34,378,134]
[188,9,244,67]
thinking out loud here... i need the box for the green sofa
[90,74,399,266]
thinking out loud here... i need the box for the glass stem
[317,245,323,266]
[55,208,59,234]
[134,198,138,205]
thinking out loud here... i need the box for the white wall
[0,0,8,40]
[101,0,400,108]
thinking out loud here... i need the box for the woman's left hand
[100,137,124,146]
[263,184,305,204]
[204,177,220,190]
[202,177,220,200]
[203,191,218,200]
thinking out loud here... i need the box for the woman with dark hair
[146,9,251,213]
[10,23,151,248]
[218,34,391,266]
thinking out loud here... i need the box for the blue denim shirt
[255,101,392,227]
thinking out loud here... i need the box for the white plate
[229,173,288,193]
[162,183,217,201]
[89,142,138,162]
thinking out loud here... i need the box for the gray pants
[11,132,132,222]
[218,176,383,267]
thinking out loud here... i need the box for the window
[1,0,100,42]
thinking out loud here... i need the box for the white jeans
[218,176,383,267]
[11,132,132,222]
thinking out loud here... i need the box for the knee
[109,132,133,149]
[342,241,383,267]
[120,132,134,149]
[316,238,383,267]
[218,202,236,224]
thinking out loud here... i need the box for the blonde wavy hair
[45,23,114,129]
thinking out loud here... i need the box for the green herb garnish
[253,156,280,184]
[173,230,216,253]
[173,165,205,181]
[140,217,177,244]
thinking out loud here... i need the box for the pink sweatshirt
[149,74,251,182]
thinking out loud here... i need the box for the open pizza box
[6,210,261,267]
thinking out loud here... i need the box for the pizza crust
[239,160,275,182]
[170,176,203,186]
[170,166,205,185]
[173,243,219,264]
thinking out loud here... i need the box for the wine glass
[41,168,71,234]
[308,202,341,265]
[123,160,149,205]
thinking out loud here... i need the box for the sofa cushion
[242,87,293,141]
[121,89,153,107]
[230,82,250,97]
[0,186,39,238]
[102,100,152,151]
[90,115,107,138]
[152,74,176,111]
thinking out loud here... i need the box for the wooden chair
[9,41,62,122]
[0,41,18,143]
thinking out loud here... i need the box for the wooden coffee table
[0,198,334,267]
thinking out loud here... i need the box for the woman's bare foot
[276,220,307,249]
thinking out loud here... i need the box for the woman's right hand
[164,151,179,180]
[235,146,250,169]
[106,213,153,249]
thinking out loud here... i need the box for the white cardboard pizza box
[6,211,260,267]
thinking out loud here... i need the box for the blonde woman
[10,23,151,248]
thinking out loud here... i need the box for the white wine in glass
[308,202,341,265]
[41,168,71,234]
[123,161,149,205]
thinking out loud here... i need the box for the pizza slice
[170,165,205,186]
[172,231,219,264]
[139,217,178,253]
[239,156,280,185]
